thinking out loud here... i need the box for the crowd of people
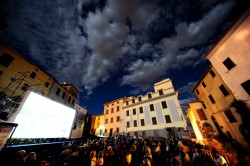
[5,135,250,166]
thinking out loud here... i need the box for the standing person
[90,150,97,166]
[211,148,228,166]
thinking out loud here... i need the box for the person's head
[90,150,96,158]
[25,152,36,161]
[17,150,26,159]
[98,151,104,158]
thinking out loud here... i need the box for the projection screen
[10,91,76,138]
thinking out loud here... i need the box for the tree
[231,100,250,144]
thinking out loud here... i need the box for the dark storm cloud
[0,0,238,97]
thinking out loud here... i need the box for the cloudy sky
[0,0,248,115]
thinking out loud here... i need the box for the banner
[0,121,18,151]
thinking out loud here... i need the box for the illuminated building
[102,78,187,138]
[123,78,187,138]
[47,81,78,108]
[92,114,105,136]
[205,9,250,107]
[0,42,54,120]
[103,98,126,136]
[192,65,249,149]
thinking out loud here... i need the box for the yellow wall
[0,43,54,98]
[194,66,248,148]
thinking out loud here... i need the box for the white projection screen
[10,91,76,139]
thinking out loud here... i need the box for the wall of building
[0,43,54,97]
[206,10,250,106]
[47,81,77,108]
[104,98,126,136]
[123,79,187,138]
[193,66,248,148]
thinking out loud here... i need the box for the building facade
[205,9,250,107]
[123,78,187,138]
[92,114,105,136]
[47,81,78,108]
[192,65,249,149]
[103,98,126,136]
[0,43,54,120]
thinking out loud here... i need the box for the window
[196,89,200,95]
[223,57,236,70]
[111,118,113,123]
[161,101,167,109]
[116,116,120,122]
[21,83,29,91]
[126,101,129,105]
[71,99,75,105]
[0,53,14,67]
[202,81,206,88]
[127,121,130,128]
[133,109,136,115]
[111,108,114,113]
[0,71,3,76]
[219,85,230,97]
[138,96,142,101]
[152,117,157,125]
[30,72,37,79]
[117,106,119,112]
[159,89,163,95]
[241,80,250,95]
[165,115,171,123]
[134,120,137,127]
[141,119,145,126]
[56,88,61,96]
[148,93,152,99]
[139,107,143,113]
[126,110,129,116]
[105,129,107,133]
[196,109,207,120]
[106,109,109,114]
[132,99,135,103]
[68,96,71,103]
[62,92,66,99]
[224,109,237,123]
[150,104,154,111]
[209,70,216,78]
[208,95,216,104]
[201,101,206,109]
[45,81,50,87]
[106,119,108,124]
[116,128,119,132]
